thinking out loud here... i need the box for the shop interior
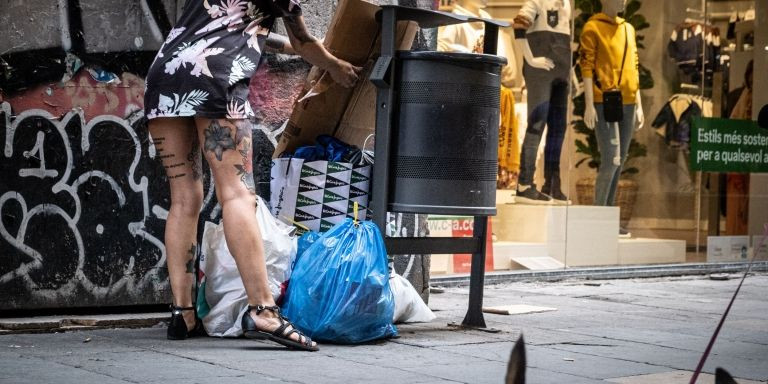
[428,0,768,275]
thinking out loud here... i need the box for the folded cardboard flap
[274,0,419,157]
[335,21,418,149]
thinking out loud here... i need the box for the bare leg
[196,117,315,347]
[149,117,203,330]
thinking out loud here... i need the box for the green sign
[690,117,768,173]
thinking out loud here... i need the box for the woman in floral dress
[144,0,360,351]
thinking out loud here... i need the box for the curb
[0,313,167,335]
[430,261,768,287]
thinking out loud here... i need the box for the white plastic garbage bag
[390,272,436,324]
[200,196,297,337]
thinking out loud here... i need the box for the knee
[217,188,256,209]
[170,186,204,217]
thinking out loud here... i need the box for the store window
[429,0,767,275]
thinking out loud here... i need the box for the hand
[584,104,598,129]
[328,59,362,88]
[528,56,555,71]
[635,106,645,131]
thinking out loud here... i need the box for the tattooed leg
[233,120,256,195]
[195,117,312,346]
[185,244,197,274]
[149,117,203,331]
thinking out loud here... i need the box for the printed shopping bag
[270,158,371,233]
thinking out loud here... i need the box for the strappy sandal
[167,304,206,340]
[241,305,319,351]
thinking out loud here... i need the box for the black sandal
[241,305,319,351]
[167,304,206,340]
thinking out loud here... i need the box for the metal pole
[462,216,488,328]
[371,7,397,232]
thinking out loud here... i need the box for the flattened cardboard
[334,21,419,148]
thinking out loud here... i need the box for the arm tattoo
[204,120,235,161]
[284,16,315,45]
[265,36,286,53]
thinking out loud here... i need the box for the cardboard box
[274,0,418,156]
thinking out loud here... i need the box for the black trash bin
[389,51,506,216]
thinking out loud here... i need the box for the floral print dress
[144,0,301,120]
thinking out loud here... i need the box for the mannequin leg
[516,65,554,204]
[594,104,636,206]
[541,78,569,201]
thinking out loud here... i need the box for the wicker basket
[575,178,596,206]
[616,179,639,228]
[575,177,638,228]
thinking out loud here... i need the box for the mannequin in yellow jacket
[438,0,520,189]
[580,0,644,217]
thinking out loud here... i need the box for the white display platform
[618,238,686,265]
[492,238,687,270]
[493,203,620,266]
[426,192,688,274]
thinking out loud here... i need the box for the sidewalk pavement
[1,274,767,384]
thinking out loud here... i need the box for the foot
[249,308,317,349]
[182,310,197,331]
[515,184,554,205]
[619,227,632,238]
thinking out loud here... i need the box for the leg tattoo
[204,120,235,161]
[185,244,197,274]
[233,120,256,194]
[188,135,203,181]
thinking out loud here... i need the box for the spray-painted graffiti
[387,212,431,303]
[0,102,172,307]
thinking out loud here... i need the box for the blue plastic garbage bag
[293,230,320,269]
[282,219,397,344]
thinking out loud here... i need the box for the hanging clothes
[667,21,721,82]
[725,86,752,236]
[651,94,712,148]
[499,86,520,174]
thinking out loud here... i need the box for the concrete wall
[0,0,339,310]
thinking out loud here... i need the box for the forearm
[265,33,296,55]
[284,16,342,71]
[520,39,535,65]
[584,77,595,105]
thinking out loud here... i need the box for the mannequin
[513,0,572,204]
[580,0,645,223]
[438,0,520,189]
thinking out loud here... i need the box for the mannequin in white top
[437,0,517,87]
[512,0,572,204]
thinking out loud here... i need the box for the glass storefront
[429,0,767,275]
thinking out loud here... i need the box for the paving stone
[0,356,132,384]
